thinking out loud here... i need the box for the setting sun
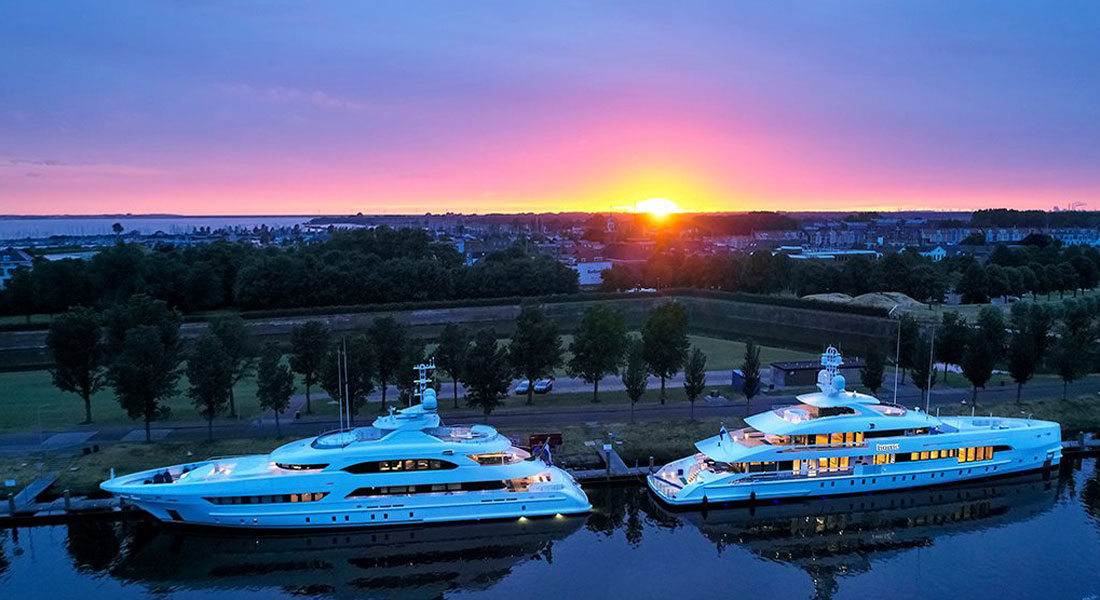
[635,197,682,218]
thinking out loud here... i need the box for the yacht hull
[110,467,590,530]
[648,442,1061,507]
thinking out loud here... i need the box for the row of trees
[856,298,1100,406]
[1,227,578,318]
[44,296,265,441]
[600,241,1100,305]
[45,298,732,435]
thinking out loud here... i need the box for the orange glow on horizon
[634,197,682,218]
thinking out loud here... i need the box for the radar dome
[422,388,437,410]
[833,374,846,392]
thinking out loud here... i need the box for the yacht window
[205,492,328,505]
[347,479,528,497]
[342,459,458,474]
[276,463,329,471]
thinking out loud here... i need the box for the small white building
[571,260,613,287]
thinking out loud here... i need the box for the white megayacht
[649,346,1062,506]
[101,362,590,529]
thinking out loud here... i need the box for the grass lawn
[0,416,746,498]
[0,367,303,433]
[429,333,815,378]
[937,393,1100,433]
[936,371,1062,390]
[0,334,805,433]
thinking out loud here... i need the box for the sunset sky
[2,1,1099,215]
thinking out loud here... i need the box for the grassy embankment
[7,393,1100,498]
[0,334,812,433]
[0,418,740,498]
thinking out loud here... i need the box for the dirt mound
[850,292,924,309]
[802,293,854,304]
[802,291,924,309]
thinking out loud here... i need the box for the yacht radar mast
[817,346,846,395]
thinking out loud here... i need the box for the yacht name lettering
[876,443,900,451]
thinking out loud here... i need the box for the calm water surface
[5,459,1100,600]
[0,216,309,240]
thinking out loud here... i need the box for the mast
[337,338,345,430]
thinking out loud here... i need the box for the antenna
[925,331,935,413]
[342,338,351,428]
[893,320,901,405]
[337,339,345,430]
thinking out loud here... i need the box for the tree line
[0,227,578,319]
[44,298,741,437]
[856,297,1100,407]
[600,241,1100,304]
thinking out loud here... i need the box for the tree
[909,335,937,408]
[107,326,180,442]
[1011,302,1055,364]
[256,343,294,434]
[434,324,469,408]
[621,338,648,422]
[208,316,255,419]
[961,329,993,404]
[1007,330,1036,401]
[960,231,985,245]
[461,329,511,420]
[104,296,183,442]
[683,346,707,419]
[567,305,628,403]
[112,222,124,235]
[289,321,329,414]
[369,316,407,410]
[958,262,990,304]
[860,345,885,395]
[935,312,968,381]
[1049,301,1094,399]
[897,314,920,384]
[741,339,762,409]
[1050,333,1088,400]
[641,302,690,404]
[186,331,232,440]
[509,304,562,405]
[46,306,106,424]
[318,334,376,424]
[977,306,1007,364]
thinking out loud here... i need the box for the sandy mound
[802,293,854,303]
[803,291,923,309]
[850,292,924,309]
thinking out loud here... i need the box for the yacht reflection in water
[666,469,1059,600]
[93,514,584,598]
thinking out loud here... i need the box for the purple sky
[2,1,1099,214]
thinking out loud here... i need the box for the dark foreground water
[6,460,1100,600]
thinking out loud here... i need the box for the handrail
[651,475,684,489]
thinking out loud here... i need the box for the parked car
[513,380,531,395]
[533,378,555,394]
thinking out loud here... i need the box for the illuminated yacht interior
[102,362,590,529]
[648,347,1062,506]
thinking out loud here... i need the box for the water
[4,460,1100,600]
[0,216,311,240]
